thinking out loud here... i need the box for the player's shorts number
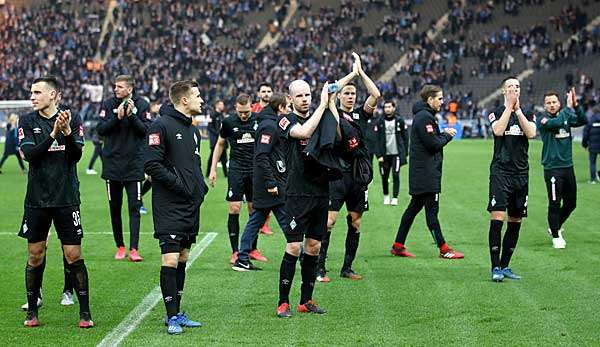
[72,211,81,226]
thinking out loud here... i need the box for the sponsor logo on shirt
[237,133,254,144]
[48,139,65,152]
[149,133,160,146]
[279,117,290,130]
[260,134,271,144]
[347,137,359,150]
[504,124,524,136]
[555,128,570,139]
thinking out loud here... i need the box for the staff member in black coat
[144,80,208,334]
[390,85,464,259]
[97,75,151,262]
[205,100,228,178]
[0,113,26,174]
[375,101,408,206]
[233,93,291,271]
[582,106,600,183]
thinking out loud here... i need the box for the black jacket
[408,101,453,195]
[4,123,19,155]
[304,110,346,183]
[144,104,208,238]
[252,106,287,209]
[583,113,600,153]
[376,114,409,165]
[97,95,151,181]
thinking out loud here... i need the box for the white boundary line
[97,232,218,347]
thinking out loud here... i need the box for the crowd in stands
[1,0,599,125]
[0,1,105,112]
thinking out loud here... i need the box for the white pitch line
[97,232,218,347]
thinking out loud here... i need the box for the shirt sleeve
[130,100,152,136]
[64,112,84,164]
[219,118,231,139]
[277,114,297,139]
[255,122,278,189]
[96,100,120,136]
[19,115,54,163]
[415,117,452,154]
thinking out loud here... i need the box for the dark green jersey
[537,106,587,170]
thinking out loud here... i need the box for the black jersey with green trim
[220,113,257,174]
[18,110,84,207]
[278,112,328,198]
[488,106,534,176]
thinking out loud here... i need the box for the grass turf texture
[0,139,598,346]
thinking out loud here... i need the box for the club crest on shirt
[279,117,290,130]
[149,133,160,146]
[352,112,360,120]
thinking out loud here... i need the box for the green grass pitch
[0,139,598,346]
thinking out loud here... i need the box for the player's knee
[348,214,361,231]
[304,238,321,255]
[63,248,82,264]
[228,203,241,214]
[286,242,302,256]
[27,247,45,266]
[507,216,522,223]
[327,216,337,230]
[161,254,179,267]
[490,211,505,221]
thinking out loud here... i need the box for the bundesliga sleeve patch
[79,124,84,137]
[18,128,24,140]
[488,113,496,122]
[541,117,548,125]
[148,133,161,146]
[146,112,152,120]
[279,117,290,130]
[260,134,272,144]
[425,124,434,133]
[99,109,106,118]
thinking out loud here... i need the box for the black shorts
[18,206,84,245]
[158,234,197,254]
[226,170,253,202]
[487,175,529,218]
[284,197,328,243]
[329,172,369,213]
